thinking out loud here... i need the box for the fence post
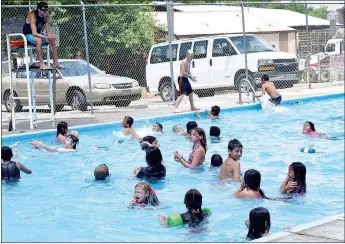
[305,1,311,89]
[167,0,175,104]
[240,2,249,81]
[80,1,94,114]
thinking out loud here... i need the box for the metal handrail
[238,78,259,104]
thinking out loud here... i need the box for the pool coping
[251,213,344,242]
[2,91,344,140]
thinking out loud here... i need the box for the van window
[326,43,336,52]
[193,40,208,59]
[150,44,178,64]
[179,42,192,60]
[212,38,237,57]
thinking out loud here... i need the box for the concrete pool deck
[252,213,344,242]
[2,81,344,136]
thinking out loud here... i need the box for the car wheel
[159,80,177,102]
[234,74,256,93]
[303,68,317,83]
[320,70,330,82]
[48,104,64,113]
[115,100,131,107]
[3,90,23,112]
[70,90,87,111]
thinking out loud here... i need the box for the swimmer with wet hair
[122,116,139,139]
[94,164,110,181]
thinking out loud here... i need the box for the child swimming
[302,121,321,138]
[56,121,79,143]
[211,154,223,167]
[209,126,221,142]
[280,162,306,194]
[29,134,79,152]
[1,146,32,180]
[172,124,185,134]
[152,122,163,133]
[181,121,198,137]
[122,116,139,139]
[94,164,110,181]
[158,189,211,227]
[206,105,220,119]
[232,169,267,199]
[134,147,166,180]
[174,128,206,168]
[245,207,271,240]
[131,182,159,206]
[219,139,242,182]
[140,136,160,151]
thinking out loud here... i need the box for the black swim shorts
[178,76,193,96]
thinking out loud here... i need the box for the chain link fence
[1,1,344,127]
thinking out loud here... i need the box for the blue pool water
[2,94,344,242]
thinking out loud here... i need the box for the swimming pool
[2,93,344,242]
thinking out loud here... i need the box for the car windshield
[59,61,103,77]
[229,36,275,54]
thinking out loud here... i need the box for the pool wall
[2,92,344,142]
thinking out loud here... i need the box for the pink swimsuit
[308,131,320,138]
[187,146,205,166]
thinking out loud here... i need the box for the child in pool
[174,128,206,168]
[152,122,163,133]
[131,182,159,206]
[280,162,306,194]
[140,136,160,151]
[56,121,79,143]
[158,189,210,227]
[211,154,223,167]
[94,164,110,181]
[206,105,220,119]
[232,169,268,199]
[245,207,271,240]
[209,126,221,142]
[134,147,166,180]
[219,139,242,182]
[1,146,32,180]
[30,134,79,152]
[181,121,198,137]
[302,121,321,137]
[122,116,139,139]
[173,124,185,135]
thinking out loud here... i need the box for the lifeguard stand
[6,34,57,130]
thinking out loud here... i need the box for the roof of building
[152,5,331,36]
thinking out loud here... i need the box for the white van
[146,34,299,101]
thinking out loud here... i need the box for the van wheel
[3,90,23,112]
[320,70,330,82]
[68,90,88,111]
[234,74,255,93]
[159,80,178,102]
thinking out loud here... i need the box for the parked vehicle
[2,59,142,112]
[146,34,299,101]
[303,54,344,83]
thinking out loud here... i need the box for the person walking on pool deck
[261,74,282,105]
[22,2,63,70]
[172,49,198,113]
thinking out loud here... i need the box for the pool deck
[251,213,344,243]
[2,81,343,136]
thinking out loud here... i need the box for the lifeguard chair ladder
[6,34,56,130]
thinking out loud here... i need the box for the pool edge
[2,92,344,140]
[250,212,344,242]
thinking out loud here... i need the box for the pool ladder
[238,78,261,104]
